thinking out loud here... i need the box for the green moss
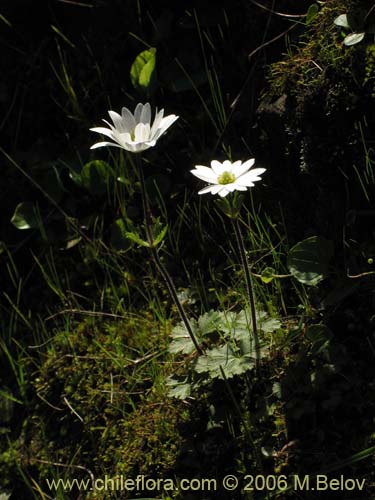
[1,317,186,499]
[364,44,375,97]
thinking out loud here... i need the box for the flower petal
[108,110,123,130]
[139,102,151,125]
[150,109,164,137]
[90,127,115,140]
[218,187,230,197]
[134,122,151,142]
[210,160,226,175]
[233,159,254,177]
[153,114,179,140]
[191,166,218,183]
[90,141,123,150]
[121,107,136,132]
[134,103,146,123]
[198,185,216,195]
[235,174,260,186]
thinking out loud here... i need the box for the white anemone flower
[90,102,179,153]
[191,159,265,197]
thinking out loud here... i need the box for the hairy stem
[137,159,202,354]
[232,218,260,368]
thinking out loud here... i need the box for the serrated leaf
[287,236,333,286]
[343,32,365,46]
[229,309,281,335]
[11,202,40,230]
[334,14,350,28]
[165,375,191,400]
[130,48,157,95]
[169,320,200,355]
[198,310,224,335]
[194,345,255,379]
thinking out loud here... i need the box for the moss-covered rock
[258,0,375,239]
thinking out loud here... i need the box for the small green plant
[334,6,375,46]
[166,308,281,399]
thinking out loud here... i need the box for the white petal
[233,159,255,177]
[222,160,232,170]
[232,184,248,191]
[140,102,151,124]
[210,160,226,175]
[90,141,122,150]
[240,158,255,170]
[152,114,179,140]
[108,110,123,130]
[150,109,164,137]
[134,122,151,142]
[121,107,136,132]
[90,127,115,140]
[236,169,265,186]
[218,187,230,197]
[134,103,145,123]
[191,166,218,183]
[102,119,115,130]
[198,185,217,195]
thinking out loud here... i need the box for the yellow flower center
[218,171,236,185]
[130,129,136,141]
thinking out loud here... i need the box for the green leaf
[110,219,134,251]
[165,375,191,399]
[169,320,200,355]
[343,32,365,46]
[0,389,15,423]
[11,202,40,230]
[41,166,64,203]
[130,48,157,95]
[261,267,275,284]
[81,160,114,196]
[334,14,350,29]
[151,218,168,247]
[214,195,243,219]
[224,309,281,336]
[306,4,319,25]
[124,231,150,248]
[198,310,224,335]
[287,236,333,286]
[194,345,255,379]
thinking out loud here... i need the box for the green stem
[137,159,203,355]
[232,218,260,368]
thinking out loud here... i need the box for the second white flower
[191,159,265,197]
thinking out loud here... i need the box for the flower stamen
[218,171,236,185]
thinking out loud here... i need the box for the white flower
[90,102,179,153]
[190,159,265,197]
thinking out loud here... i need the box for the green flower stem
[137,160,203,355]
[231,218,260,368]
